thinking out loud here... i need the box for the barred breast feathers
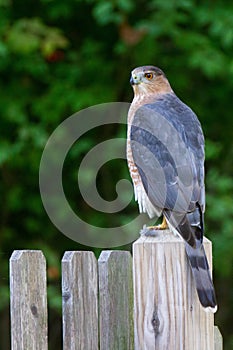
[127,97,161,219]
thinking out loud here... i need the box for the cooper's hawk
[127,65,217,312]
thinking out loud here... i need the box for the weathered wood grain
[98,250,134,350]
[10,250,48,350]
[133,230,215,350]
[62,251,98,350]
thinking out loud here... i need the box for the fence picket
[62,251,98,350]
[10,250,48,350]
[214,326,223,350]
[98,250,134,350]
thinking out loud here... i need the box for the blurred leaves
[206,167,233,277]
[92,0,134,25]
[6,18,69,57]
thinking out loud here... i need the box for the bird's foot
[149,216,168,230]
[140,216,168,236]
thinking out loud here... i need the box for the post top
[133,229,211,245]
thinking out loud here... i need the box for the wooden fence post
[62,251,98,350]
[10,250,48,350]
[133,230,215,350]
[98,250,134,350]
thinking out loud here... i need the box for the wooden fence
[9,230,222,350]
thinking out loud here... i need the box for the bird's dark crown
[133,65,166,77]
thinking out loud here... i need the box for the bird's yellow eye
[145,72,153,80]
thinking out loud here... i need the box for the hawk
[127,65,217,312]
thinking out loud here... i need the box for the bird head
[130,66,172,96]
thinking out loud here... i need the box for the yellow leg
[148,216,168,230]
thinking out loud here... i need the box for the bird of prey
[127,65,217,312]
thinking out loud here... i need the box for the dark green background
[0,0,232,348]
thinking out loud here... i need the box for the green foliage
[206,159,233,278]
[0,0,233,348]
[6,18,69,56]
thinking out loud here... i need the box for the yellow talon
[148,216,168,230]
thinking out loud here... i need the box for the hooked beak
[130,74,140,85]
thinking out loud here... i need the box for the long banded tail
[185,242,217,312]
